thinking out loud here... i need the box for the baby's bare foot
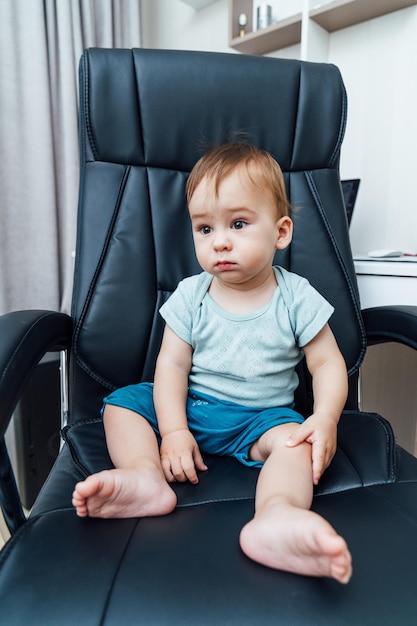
[72,467,177,519]
[239,505,352,584]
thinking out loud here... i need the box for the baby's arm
[286,324,348,485]
[154,325,207,484]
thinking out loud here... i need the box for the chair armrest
[0,310,72,440]
[362,305,417,350]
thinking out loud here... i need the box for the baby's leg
[72,405,176,518]
[239,424,352,583]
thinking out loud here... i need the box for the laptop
[341,178,360,225]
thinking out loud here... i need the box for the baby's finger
[285,423,312,447]
[312,442,327,484]
[193,447,208,472]
[161,455,186,483]
[171,457,188,483]
[160,456,175,482]
[180,453,199,484]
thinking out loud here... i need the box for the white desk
[354,258,417,309]
[354,258,417,455]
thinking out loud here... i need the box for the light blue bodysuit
[103,266,334,467]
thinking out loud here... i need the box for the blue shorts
[102,383,304,468]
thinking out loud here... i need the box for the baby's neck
[209,270,277,314]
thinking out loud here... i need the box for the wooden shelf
[310,0,417,33]
[229,0,417,56]
[229,13,302,55]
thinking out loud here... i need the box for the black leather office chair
[1,48,417,625]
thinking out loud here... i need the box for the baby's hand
[285,413,338,485]
[160,429,208,484]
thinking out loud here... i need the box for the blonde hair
[186,143,290,217]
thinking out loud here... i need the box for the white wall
[329,8,417,255]
[141,0,417,256]
[141,0,231,53]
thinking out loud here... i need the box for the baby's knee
[252,422,302,460]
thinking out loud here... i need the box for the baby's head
[186,142,290,219]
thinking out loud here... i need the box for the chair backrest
[69,48,365,424]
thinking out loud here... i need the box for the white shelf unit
[229,0,417,55]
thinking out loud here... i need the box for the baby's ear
[275,216,293,250]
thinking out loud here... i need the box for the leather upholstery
[2,48,417,624]
[70,49,363,424]
[363,304,417,348]
[0,310,71,442]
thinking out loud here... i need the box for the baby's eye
[232,220,246,230]
[199,225,212,235]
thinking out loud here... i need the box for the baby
[73,142,352,583]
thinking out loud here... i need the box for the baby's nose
[213,230,232,250]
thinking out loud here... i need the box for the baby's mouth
[215,261,236,271]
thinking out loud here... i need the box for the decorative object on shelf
[229,0,417,56]
[257,3,273,30]
[238,13,248,37]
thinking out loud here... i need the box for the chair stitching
[329,67,348,166]
[98,519,140,626]
[305,171,367,375]
[83,50,99,161]
[72,166,132,390]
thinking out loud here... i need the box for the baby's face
[188,167,292,290]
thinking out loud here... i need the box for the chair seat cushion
[61,410,397,507]
[3,481,417,625]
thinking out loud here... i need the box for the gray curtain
[0,0,142,315]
